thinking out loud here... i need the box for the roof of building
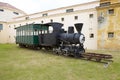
[14,0,99,19]
[0,2,27,15]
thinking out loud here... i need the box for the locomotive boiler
[55,23,85,57]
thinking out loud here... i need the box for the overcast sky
[0,0,96,14]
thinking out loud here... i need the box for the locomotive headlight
[79,34,85,44]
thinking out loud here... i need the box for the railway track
[54,48,113,64]
[81,52,113,64]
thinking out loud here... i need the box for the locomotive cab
[38,22,63,48]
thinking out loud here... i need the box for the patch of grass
[0,44,120,80]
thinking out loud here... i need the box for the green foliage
[0,44,120,80]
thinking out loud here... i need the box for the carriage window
[34,29,38,35]
[23,30,25,36]
[16,30,18,36]
[30,30,33,36]
[49,26,53,33]
[42,31,44,34]
[20,30,22,36]
[44,30,48,34]
[39,30,42,34]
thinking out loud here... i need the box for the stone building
[96,0,120,50]
[0,2,26,43]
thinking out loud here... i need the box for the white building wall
[0,9,25,22]
[8,8,98,49]
[5,1,100,49]
[0,23,9,43]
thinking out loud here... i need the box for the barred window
[66,9,74,13]
[42,13,48,17]
[90,33,94,38]
[41,21,44,23]
[0,24,3,30]
[25,17,29,20]
[61,18,64,21]
[89,14,94,18]
[0,9,4,12]
[108,9,114,15]
[50,19,53,22]
[108,32,114,38]
[13,12,19,15]
[74,16,78,20]
[100,2,111,7]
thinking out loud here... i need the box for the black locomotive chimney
[68,26,74,33]
[74,23,83,33]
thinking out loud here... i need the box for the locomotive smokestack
[74,23,83,33]
[68,26,74,33]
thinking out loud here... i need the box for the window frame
[66,9,74,13]
[108,32,114,38]
[74,16,78,20]
[108,9,114,15]
[89,33,94,38]
[0,24,3,30]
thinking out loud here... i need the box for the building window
[13,12,19,15]
[108,32,114,38]
[42,13,48,17]
[41,21,44,23]
[74,16,78,20]
[0,9,4,12]
[50,19,53,22]
[100,2,111,7]
[90,33,94,38]
[89,14,94,18]
[66,9,74,13]
[108,9,114,15]
[25,17,29,20]
[61,18,64,21]
[0,24,3,30]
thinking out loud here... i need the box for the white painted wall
[8,10,98,49]
[0,23,9,43]
[0,9,24,22]
[4,1,99,50]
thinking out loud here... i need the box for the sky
[0,0,96,14]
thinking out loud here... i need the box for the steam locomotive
[15,22,85,57]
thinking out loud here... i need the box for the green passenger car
[15,24,48,47]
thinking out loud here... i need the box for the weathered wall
[97,0,120,50]
[100,0,119,4]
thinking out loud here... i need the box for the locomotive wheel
[74,53,80,58]
[44,47,49,50]
[19,44,26,48]
[45,47,53,50]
